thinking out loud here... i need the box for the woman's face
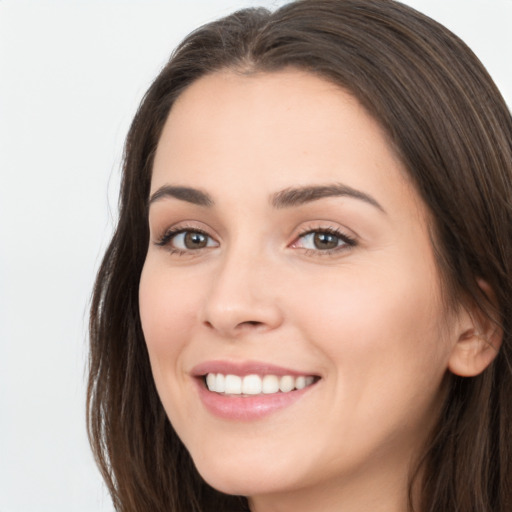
[139,70,463,508]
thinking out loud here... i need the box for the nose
[200,249,284,338]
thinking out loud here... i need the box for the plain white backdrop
[0,1,510,511]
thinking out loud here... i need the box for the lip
[191,360,320,421]
[191,360,317,378]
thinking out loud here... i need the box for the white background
[0,1,511,511]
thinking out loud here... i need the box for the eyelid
[289,224,357,254]
[153,222,219,250]
[151,220,357,257]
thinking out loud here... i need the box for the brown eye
[159,229,218,252]
[183,231,209,249]
[292,229,356,254]
[313,232,340,250]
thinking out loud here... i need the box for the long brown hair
[87,1,512,510]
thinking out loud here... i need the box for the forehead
[151,69,421,218]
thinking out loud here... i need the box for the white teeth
[242,374,262,395]
[224,374,242,394]
[206,373,216,390]
[215,373,225,393]
[205,373,317,395]
[262,375,280,394]
[279,375,295,393]
[295,376,306,390]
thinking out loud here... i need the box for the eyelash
[155,226,214,256]
[154,226,357,256]
[294,226,357,256]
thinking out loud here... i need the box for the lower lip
[195,378,317,421]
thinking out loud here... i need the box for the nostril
[202,318,266,336]
[238,321,265,329]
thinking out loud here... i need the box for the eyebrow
[149,185,214,207]
[148,182,385,213]
[271,183,385,212]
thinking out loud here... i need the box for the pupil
[314,232,338,250]
[185,232,207,249]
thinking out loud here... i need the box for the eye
[156,228,218,253]
[292,228,356,253]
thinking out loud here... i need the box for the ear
[448,280,502,377]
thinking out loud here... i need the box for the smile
[205,373,316,395]
[192,362,321,420]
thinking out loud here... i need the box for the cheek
[292,265,436,342]
[287,259,451,407]
[139,261,199,376]
[295,272,451,463]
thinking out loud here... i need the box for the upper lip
[190,360,319,378]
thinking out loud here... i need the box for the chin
[191,451,302,497]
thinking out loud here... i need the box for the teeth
[242,374,262,395]
[279,375,295,393]
[295,376,306,390]
[206,373,216,390]
[262,375,279,394]
[205,373,316,395]
[215,373,226,393]
[224,374,242,394]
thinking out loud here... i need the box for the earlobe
[448,282,502,377]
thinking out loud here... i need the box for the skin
[139,69,487,512]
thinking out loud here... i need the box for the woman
[87,0,512,510]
